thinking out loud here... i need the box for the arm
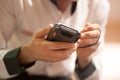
[75,0,110,80]
[76,23,101,80]
[0,0,78,79]
[0,1,78,78]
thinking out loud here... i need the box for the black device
[46,23,80,43]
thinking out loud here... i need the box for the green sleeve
[3,47,24,75]
[75,61,96,80]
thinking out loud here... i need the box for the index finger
[81,24,101,33]
[48,41,78,50]
[81,30,101,39]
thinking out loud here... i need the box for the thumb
[34,24,53,38]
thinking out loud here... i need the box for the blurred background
[105,0,120,43]
[101,0,120,80]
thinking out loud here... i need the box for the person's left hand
[77,23,101,69]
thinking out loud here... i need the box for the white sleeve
[0,50,17,79]
[0,0,17,79]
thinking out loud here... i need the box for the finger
[77,42,101,53]
[90,42,101,50]
[45,48,75,62]
[78,38,98,47]
[34,39,77,51]
[85,23,91,26]
[48,42,77,50]
[34,24,53,38]
[52,48,75,58]
[81,24,101,32]
[81,30,100,39]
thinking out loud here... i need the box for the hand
[18,24,78,65]
[77,23,101,69]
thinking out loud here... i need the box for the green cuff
[75,61,96,80]
[3,47,24,75]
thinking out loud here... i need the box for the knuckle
[87,25,93,30]
[85,33,91,37]
[94,30,100,37]
[92,38,97,43]
[93,24,101,30]
[96,30,100,37]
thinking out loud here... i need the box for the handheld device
[46,23,80,43]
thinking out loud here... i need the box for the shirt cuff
[75,61,96,80]
[3,47,24,75]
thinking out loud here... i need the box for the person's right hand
[18,24,78,65]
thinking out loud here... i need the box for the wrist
[18,45,35,65]
[77,57,91,69]
[75,60,96,80]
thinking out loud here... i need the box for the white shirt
[0,0,110,79]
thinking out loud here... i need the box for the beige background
[105,0,120,43]
[101,0,120,80]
